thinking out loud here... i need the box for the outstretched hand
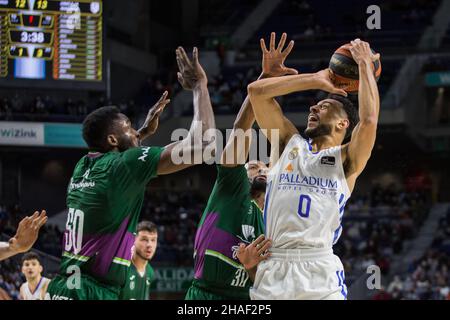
[176,47,207,90]
[138,91,170,141]
[260,32,298,78]
[237,234,272,270]
[9,210,47,254]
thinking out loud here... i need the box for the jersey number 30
[64,208,84,254]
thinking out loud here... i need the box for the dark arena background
[0,0,449,303]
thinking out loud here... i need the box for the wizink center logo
[0,127,37,138]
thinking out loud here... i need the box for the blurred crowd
[335,184,431,285]
[375,207,450,300]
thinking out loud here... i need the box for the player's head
[304,94,358,143]
[21,252,43,280]
[134,221,158,261]
[245,160,269,197]
[82,106,140,153]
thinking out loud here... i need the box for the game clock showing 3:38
[0,0,104,89]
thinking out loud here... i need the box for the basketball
[329,43,382,94]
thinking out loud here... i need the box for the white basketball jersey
[22,277,50,300]
[264,134,351,249]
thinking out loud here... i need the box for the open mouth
[255,175,267,183]
[308,113,319,126]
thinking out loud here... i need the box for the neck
[132,253,148,273]
[310,135,341,152]
[28,275,42,289]
[252,192,265,211]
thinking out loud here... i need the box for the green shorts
[47,274,120,300]
[185,280,249,300]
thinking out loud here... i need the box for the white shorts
[250,247,348,300]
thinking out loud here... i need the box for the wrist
[193,79,208,90]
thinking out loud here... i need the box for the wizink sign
[0,121,44,146]
[0,121,86,147]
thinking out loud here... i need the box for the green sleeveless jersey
[119,263,154,300]
[192,165,265,299]
[60,146,163,289]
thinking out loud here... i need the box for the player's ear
[337,119,349,131]
[38,265,43,273]
[107,134,119,147]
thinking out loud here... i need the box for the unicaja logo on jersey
[242,225,255,241]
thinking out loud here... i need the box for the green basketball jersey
[119,263,154,300]
[60,146,163,290]
[192,165,265,299]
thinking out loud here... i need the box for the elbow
[359,116,378,127]
[247,82,263,99]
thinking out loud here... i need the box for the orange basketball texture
[329,43,381,94]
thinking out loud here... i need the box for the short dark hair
[21,252,41,265]
[327,93,359,139]
[82,106,122,152]
[137,221,157,234]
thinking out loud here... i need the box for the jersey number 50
[64,208,84,254]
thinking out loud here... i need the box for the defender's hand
[176,47,207,90]
[349,39,380,65]
[237,235,272,270]
[9,210,47,254]
[138,91,170,140]
[260,32,298,78]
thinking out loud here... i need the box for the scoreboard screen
[0,0,103,89]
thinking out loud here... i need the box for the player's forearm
[0,241,17,261]
[221,96,255,166]
[191,83,216,134]
[357,61,380,124]
[248,73,318,100]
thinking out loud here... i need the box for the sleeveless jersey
[21,277,50,300]
[264,135,351,249]
[60,146,163,289]
[192,165,265,299]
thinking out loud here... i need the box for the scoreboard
[0,0,103,88]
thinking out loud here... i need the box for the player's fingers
[373,53,380,61]
[260,38,268,53]
[157,91,169,104]
[282,40,294,57]
[333,88,348,97]
[192,47,199,66]
[36,215,48,230]
[257,240,272,255]
[252,234,266,247]
[258,251,271,262]
[178,47,192,67]
[176,54,184,73]
[277,32,287,52]
[269,32,276,51]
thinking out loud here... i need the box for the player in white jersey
[19,252,51,300]
[246,34,380,299]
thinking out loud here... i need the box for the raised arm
[221,33,299,167]
[343,39,380,190]
[247,33,347,161]
[156,47,216,175]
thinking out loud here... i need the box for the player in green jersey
[119,221,157,300]
[185,33,297,300]
[46,47,216,300]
